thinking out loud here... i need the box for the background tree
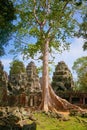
[80,14,87,51]
[9,60,26,75]
[77,7,87,50]
[72,56,87,92]
[83,42,87,51]
[10,0,86,112]
[0,0,16,56]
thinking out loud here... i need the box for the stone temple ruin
[0,61,8,88]
[8,61,41,95]
[52,61,74,92]
[0,61,8,106]
[0,60,87,108]
[52,61,87,108]
[26,62,41,93]
[0,61,42,107]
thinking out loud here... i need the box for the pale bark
[38,1,84,113]
[41,39,49,112]
[39,40,84,113]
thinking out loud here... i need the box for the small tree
[10,0,86,112]
[10,60,26,75]
[72,56,87,92]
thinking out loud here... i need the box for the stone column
[30,96,34,107]
[83,97,85,105]
[69,96,72,103]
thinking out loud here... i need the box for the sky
[0,37,87,80]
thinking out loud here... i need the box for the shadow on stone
[23,122,36,130]
[0,122,36,130]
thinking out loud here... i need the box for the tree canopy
[9,60,26,75]
[77,6,87,50]
[83,42,87,50]
[0,0,16,56]
[72,56,87,92]
[11,0,86,58]
[80,14,87,51]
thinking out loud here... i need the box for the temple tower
[52,61,74,93]
[26,61,41,93]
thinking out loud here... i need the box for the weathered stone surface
[0,107,36,130]
[0,126,21,130]
[0,123,36,130]
[8,61,41,94]
[52,61,74,92]
[0,61,8,106]
[26,62,41,93]
[23,123,36,130]
[0,61,8,88]
[3,61,41,107]
[0,61,42,107]
[9,73,28,95]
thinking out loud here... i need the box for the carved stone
[0,61,8,105]
[0,61,8,88]
[52,61,74,92]
[0,107,36,130]
[26,62,41,93]
[9,73,28,95]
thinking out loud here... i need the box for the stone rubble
[0,107,36,127]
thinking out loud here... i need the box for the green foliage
[0,0,16,56]
[77,6,87,51]
[11,0,86,59]
[79,15,87,39]
[9,60,26,75]
[83,41,87,51]
[23,43,41,59]
[72,56,87,92]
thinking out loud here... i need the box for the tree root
[39,84,85,113]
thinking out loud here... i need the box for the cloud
[53,38,87,79]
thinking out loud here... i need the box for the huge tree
[0,0,16,56]
[72,56,87,92]
[11,0,87,112]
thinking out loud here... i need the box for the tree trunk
[39,40,83,113]
[40,39,49,112]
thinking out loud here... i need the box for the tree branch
[46,1,69,38]
[43,0,50,25]
[62,0,69,11]
[33,0,41,25]
[12,35,28,45]
[46,26,52,35]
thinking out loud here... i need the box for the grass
[33,112,87,130]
